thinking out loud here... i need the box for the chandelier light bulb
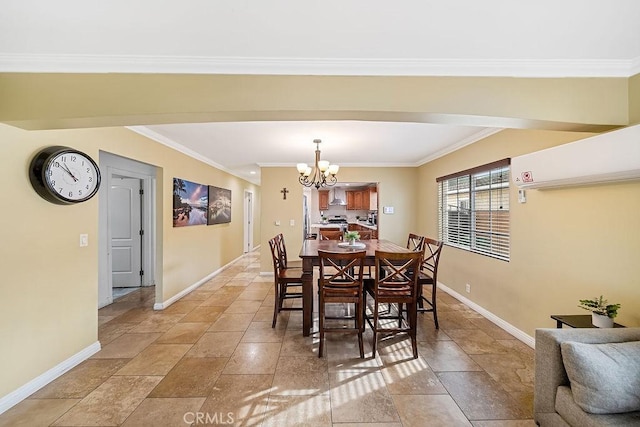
[317,160,330,172]
[296,163,308,174]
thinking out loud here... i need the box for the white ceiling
[132,122,499,181]
[3,0,640,184]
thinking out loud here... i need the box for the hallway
[1,250,535,426]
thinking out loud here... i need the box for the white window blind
[437,159,510,261]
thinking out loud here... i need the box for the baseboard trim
[0,341,101,415]
[153,251,251,310]
[438,282,536,348]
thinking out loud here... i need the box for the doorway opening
[98,152,157,308]
[243,190,254,253]
[110,175,143,299]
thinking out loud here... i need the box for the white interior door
[110,177,142,287]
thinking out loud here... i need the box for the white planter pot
[591,313,614,328]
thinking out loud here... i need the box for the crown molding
[631,56,640,76]
[126,126,261,186]
[416,128,503,166]
[1,53,639,78]
[259,162,418,169]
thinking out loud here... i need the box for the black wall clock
[29,146,101,205]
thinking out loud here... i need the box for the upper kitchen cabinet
[346,185,378,210]
[318,190,329,210]
[368,186,378,211]
[345,190,357,210]
[354,190,364,210]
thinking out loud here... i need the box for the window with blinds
[437,159,510,261]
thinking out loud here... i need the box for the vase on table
[591,313,614,328]
[348,238,356,246]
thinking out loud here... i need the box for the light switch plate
[79,234,88,247]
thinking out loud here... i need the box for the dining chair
[416,237,444,328]
[269,236,304,328]
[275,233,301,268]
[377,233,423,280]
[357,230,372,240]
[319,229,343,240]
[364,250,423,358]
[317,250,366,358]
[406,233,426,252]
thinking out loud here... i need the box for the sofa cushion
[556,385,640,427]
[560,341,640,414]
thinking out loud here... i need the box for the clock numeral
[86,168,90,173]
[70,155,77,162]
[78,190,83,195]
[61,156,66,162]
[50,180,56,187]
[86,185,90,189]
[89,177,93,182]
[58,188,63,193]
[68,191,73,198]
[54,161,60,168]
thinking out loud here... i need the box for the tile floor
[0,250,536,426]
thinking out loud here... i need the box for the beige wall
[417,129,640,337]
[2,68,638,407]
[630,73,640,125]
[0,74,628,132]
[0,124,260,397]
[260,167,419,272]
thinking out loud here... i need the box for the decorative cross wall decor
[281,187,289,200]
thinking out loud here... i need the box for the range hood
[329,188,346,206]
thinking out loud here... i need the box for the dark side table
[551,314,625,329]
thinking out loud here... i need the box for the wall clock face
[29,146,101,204]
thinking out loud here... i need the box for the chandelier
[296,139,340,189]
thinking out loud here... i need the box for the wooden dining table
[298,238,412,336]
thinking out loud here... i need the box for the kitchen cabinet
[345,186,378,211]
[346,190,355,210]
[346,191,355,209]
[368,187,378,211]
[354,191,364,210]
[346,189,368,210]
[318,190,329,210]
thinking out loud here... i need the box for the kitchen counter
[311,222,377,230]
[348,221,377,230]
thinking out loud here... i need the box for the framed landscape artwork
[208,186,232,225]
[172,178,208,227]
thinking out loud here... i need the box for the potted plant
[578,296,621,328]
[344,231,360,245]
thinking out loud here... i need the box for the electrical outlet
[290,219,295,226]
[465,283,471,293]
